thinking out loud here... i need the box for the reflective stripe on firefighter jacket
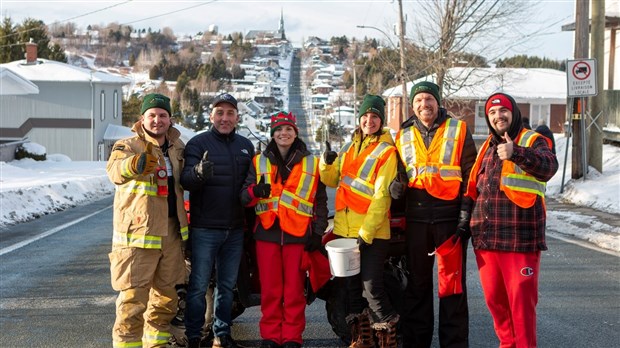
[254,154,320,237]
[395,118,467,200]
[335,141,396,214]
[107,122,189,249]
[466,129,551,209]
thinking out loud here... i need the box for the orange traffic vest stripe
[254,154,319,237]
[335,141,396,214]
[395,118,466,200]
[466,129,550,209]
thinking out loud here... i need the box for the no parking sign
[567,59,597,97]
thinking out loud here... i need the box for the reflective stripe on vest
[112,230,162,249]
[466,129,547,208]
[396,118,465,200]
[500,130,547,207]
[336,142,394,213]
[254,154,319,236]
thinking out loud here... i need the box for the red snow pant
[475,249,541,348]
[256,240,306,345]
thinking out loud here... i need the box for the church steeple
[278,8,285,40]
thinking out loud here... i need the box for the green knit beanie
[141,93,171,116]
[409,81,441,105]
[358,94,386,123]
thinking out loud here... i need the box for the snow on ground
[1,134,618,252]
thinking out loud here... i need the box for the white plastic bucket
[325,238,361,277]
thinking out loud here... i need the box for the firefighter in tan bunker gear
[106,93,189,348]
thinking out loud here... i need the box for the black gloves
[194,150,214,181]
[305,233,323,252]
[357,236,370,252]
[323,141,338,165]
[253,175,271,198]
[389,172,407,199]
[454,209,472,240]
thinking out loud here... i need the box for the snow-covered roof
[383,68,567,103]
[0,66,39,95]
[1,59,130,84]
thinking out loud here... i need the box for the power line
[120,1,217,26]
[0,1,133,41]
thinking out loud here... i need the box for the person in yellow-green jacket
[319,94,399,348]
[106,93,188,348]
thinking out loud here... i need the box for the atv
[169,202,408,347]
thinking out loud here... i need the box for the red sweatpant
[256,240,306,345]
[474,250,541,348]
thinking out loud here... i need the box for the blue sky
[2,0,576,60]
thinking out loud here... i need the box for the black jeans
[402,221,469,348]
[345,238,397,323]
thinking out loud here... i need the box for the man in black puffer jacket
[390,82,477,348]
[181,93,254,348]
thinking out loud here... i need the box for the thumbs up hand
[253,175,271,198]
[323,141,338,165]
[132,142,158,175]
[497,133,514,161]
[194,150,214,181]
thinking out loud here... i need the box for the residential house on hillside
[0,42,130,161]
[383,68,567,135]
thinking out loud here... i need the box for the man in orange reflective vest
[466,93,558,348]
[390,81,477,348]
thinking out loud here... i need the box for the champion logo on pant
[520,267,535,276]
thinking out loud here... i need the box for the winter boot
[372,314,399,348]
[346,309,375,348]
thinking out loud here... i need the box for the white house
[0,42,130,161]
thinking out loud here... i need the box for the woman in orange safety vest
[320,94,400,347]
[241,111,328,348]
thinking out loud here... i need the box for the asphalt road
[0,194,619,347]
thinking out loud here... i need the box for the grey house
[0,42,130,161]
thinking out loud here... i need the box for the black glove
[253,175,271,198]
[357,236,370,252]
[194,150,214,181]
[454,209,471,241]
[389,172,407,199]
[305,233,323,252]
[323,141,338,165]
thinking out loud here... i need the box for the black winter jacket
[181,127,255,229]
[399,108,477,223]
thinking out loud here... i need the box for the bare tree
[407,0,542,92]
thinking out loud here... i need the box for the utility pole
[397,0,408,124]
[572,0,589,179]
[589,0,605,173]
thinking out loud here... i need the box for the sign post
[566,59,597,183]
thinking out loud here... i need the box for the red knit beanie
[485,93,513,115]
[270,111,298,137]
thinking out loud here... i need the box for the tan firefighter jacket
[106,121,189,249]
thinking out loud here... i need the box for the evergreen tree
[0,17,20,63]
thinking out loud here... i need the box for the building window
[100,91,105,121]
[475,102,489,135]
[113,90,119,119]
[530,104,550,127]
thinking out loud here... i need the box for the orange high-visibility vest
[466,129,551,209]
[395,118,467,200]
[254,154,319,237]
[335,141,396,214]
